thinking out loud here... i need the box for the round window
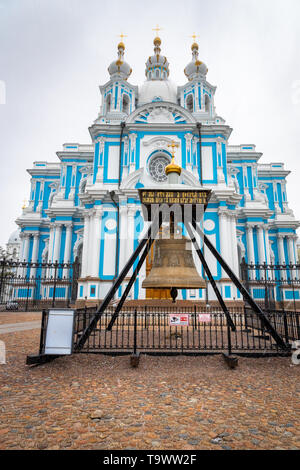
[148,155,170,182]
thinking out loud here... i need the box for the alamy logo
[0,80,6,105]
[0,340,6,364]
[291,341,300,365]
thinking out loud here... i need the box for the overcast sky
[0,0,300,247]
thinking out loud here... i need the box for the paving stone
[0,323,299,451]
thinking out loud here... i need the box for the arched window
[205,95,210,113]
[122,94,130,114]
[106,94,111,113]
[186,94,194,112]
[156,69,160,78]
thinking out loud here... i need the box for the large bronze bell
[142,234,207,292]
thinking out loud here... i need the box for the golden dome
[118,41,125,49]
[191,42,199,50]
[154,36,161,46]
[165,156,182,176]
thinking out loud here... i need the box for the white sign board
[198,314,211,323]
[44,309,75,355]
[169,314,190,326]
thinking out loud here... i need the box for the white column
[22,234,30,262]
[246,224,255,279]
[63,224,73,277]
[81,212,90,278]
[47,224,54,263]
[119,202,128,272]
[86,213,95,276]
[90,209,103,278]
[46,224,55,278]
[53,224,62,263]
[287,236,296,280]
[20,234,30,277]
[30,233,40,277]
[229,214,239,276]
[263,225,272,280]
[264,225,271,265]
[277,234,286,280]
[257,225,266,281]
[127,206,136,275]
[257,225,265,264]
[218,210,230,278]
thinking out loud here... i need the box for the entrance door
[145,242,171,299]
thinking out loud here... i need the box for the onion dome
[108,42,132,80]
[8,228,21,245]
[145,37,170,80]
[165,156,182,176]
[184,42,208,81]
[139,36,176,104]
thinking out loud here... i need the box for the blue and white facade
[15,38,299,304]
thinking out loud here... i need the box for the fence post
[52,261,58,308]
[144,305,147,329]
[130,308,140,368]
[0,258,6,303]
[25,281,30,312]
[283,313,290,346]
[39,310,47,355]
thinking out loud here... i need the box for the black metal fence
[72,306,299,356]
[241,260,300,312]
[0,259,80,311]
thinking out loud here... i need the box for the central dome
[139,79,177,105]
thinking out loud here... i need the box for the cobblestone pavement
[0,312,42,325]
[0,321,41,334]
[0,328,299,450]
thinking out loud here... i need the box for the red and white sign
[198,314,211,323]
[169,314,190,326]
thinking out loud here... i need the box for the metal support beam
[186,222,236,331]
[192,217,288,350]
[107,234,158,330]
[74,215,161,351]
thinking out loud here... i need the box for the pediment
[126,102,196,125]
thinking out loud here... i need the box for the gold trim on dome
[195,60,203,66]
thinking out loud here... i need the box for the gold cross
[190,33,200,42]
[118,33,127,42]
[152,24,162,36]
[168,141,179,158]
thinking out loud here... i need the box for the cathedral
[14,34,299,305]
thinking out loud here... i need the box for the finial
[168,140,179,158]
[166,141,181,177]
[22,198,27,210]
[117,33,127,49]
[152,24,162,36]
[189,33,199,50]
[152,24,162,47]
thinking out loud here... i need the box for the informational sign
[44,309,75,355]
[169,314,190,326]
[139,190,210,206]
[198,314,212,323]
